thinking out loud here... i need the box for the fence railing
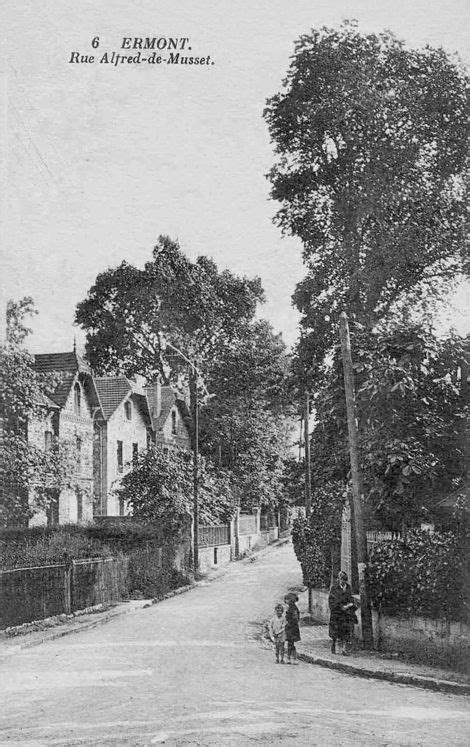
[0,556,128,629]
[239,514,258,536]
[198,525,230,548]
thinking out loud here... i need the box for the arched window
[124,400,132,420]
[74,383,81,415]
[171,410,177,435]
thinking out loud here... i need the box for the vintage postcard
[1,1,469,744]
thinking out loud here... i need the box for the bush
[291,483,343,589]
[0,525,113,569]
[292,514,333,589]
[368,529,469,622]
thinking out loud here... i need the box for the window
[73,383,81,415]
[132,442,138,466]
[117,440,123,472]
[77,490,83,522]
[44,431,53,451]
[171,410,177,435]
[119,496,125,516]
[124,401,132,420]
[47,492,59,526]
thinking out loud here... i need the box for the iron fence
[198,525,230,548]
[239,513,257,536]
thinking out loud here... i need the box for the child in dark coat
[284,598,301,664]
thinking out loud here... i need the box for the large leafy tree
[198,319,294,510]
[264,22,468,380]
[76,239,293,513]
[0,299,79,526]
[307,322,468,530]
[75,235,264,386]
[117,448,235,538]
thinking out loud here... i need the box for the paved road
[1,544,469,745]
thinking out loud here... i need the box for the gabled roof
[34,351,90,407]
[93,376,132,420]
[147,386,191,435]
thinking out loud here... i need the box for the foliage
[199,319,294,511]
[0,299,82,527]
[368,529,469,621]
[291,482,344,588]
[0,523,190,599]
[0,525,113,570]
[76,238,294,514]
[264,22,468,380]
[117,447,235,537]
[305,322,468,529]
[75,235,264,386]
[355,323,468,527]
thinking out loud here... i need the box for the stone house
[32,351,98,525]
[93,377,191,517]
[28,351,192,524]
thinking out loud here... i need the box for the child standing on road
[285,597,301,664]
[268,604,286,664]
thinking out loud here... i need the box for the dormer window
[74,383,81,415]
[171,410,177,435]
[124,400,132,420]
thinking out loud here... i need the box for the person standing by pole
[338,312,373,648]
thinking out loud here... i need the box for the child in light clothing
[268,604,286,663]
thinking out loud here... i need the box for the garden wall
[309,588,470,671]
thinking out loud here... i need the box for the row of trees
[264,23,469,589]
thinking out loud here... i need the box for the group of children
[267,597,301,665]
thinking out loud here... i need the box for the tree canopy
[76,238,294,514]
[75,235,264,385]
[264,22,468,378]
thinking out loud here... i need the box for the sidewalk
[292,586,470,696]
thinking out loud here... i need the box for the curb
[297,651,470,696]
[0,606,135,653]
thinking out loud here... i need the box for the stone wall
[309,588,469,671]
[374,612,470,671]
[198,544,231,573]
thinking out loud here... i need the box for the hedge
[0,522,191,598]
[368,529,469,622]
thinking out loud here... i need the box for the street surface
[0,543,469,745]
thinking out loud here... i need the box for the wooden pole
[304,391,313,614]
[338,312,373,647]
[193,373,199,572]
[304,392,312,518]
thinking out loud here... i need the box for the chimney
[145,379,162,423]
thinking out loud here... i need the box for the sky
[2,0,469,353]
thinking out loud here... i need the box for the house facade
[32,351,97,525]
[29,352,192,524]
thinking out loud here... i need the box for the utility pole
[338,311,373,647]
[191,369,199,573]
[304,391,313,614]
[304,392,312,518]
